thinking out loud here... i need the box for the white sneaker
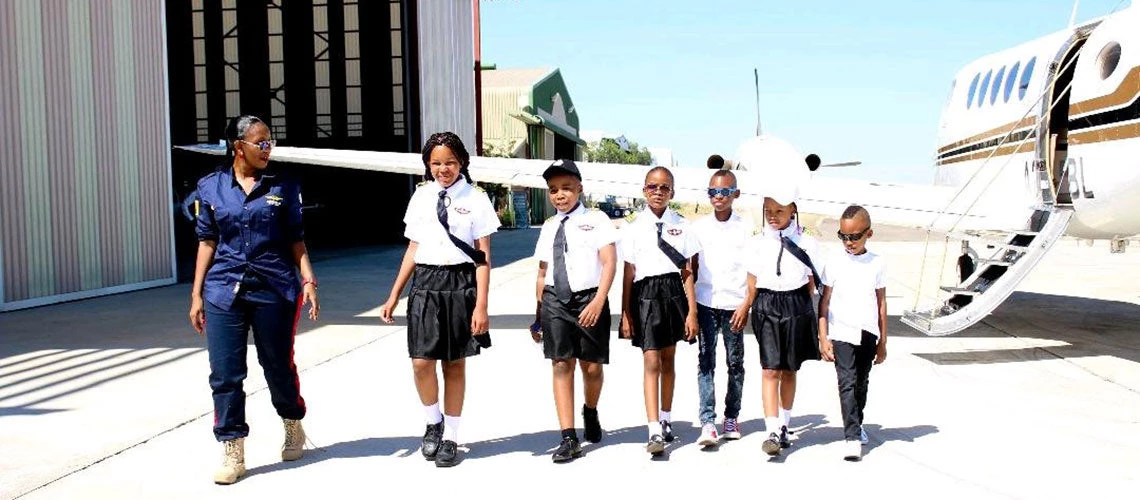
[843,439,862,461]
[698,423,719,447]
[859,426,869,445]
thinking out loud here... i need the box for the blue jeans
[697,304,746,425]
[205,286,306,441]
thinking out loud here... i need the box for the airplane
[179,4,1140,337]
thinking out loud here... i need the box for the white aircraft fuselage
[934,6,1140,240]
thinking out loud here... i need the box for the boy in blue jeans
[690,170,752,447]
[818,205,888,461]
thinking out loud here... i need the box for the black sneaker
[434,439,459,467]
[761,432,782,456]
[552,436,582,463]
[421,422,443,460]
[661,420,675,443]
[779,425,791,449]
[583,406,603,443]
[646,434,666,455]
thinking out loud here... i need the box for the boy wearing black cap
[531,159,619,463]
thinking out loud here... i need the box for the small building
[481,67,584,224]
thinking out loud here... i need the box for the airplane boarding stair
[901,204,1073,336]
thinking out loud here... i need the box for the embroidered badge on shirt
[578,224,594,231]
[454,207,471,214]
[265,195,283,206]
[667,228,682,236]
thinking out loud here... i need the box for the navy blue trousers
[205,288,306,441]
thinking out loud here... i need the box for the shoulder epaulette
[624,212,638,223]
[416,180,429,187]
[473,185,486,193]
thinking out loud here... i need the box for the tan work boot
[213,438,246,485]
[282,418,305,461]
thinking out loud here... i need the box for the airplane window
[990,66,1006,105]
[1019,57,1036,100]
[978,70,992,107]
[1098,42,1121,80]
[1004,61,1021,102]
[967,73,980,109]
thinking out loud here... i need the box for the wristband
[302,278,318,288]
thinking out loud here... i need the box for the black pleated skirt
[630,273,689,351]
[750,284,820,371]
[407,264,483,361]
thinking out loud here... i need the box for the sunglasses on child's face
[837,227,870,242]
[644,183,672,193]
[707,187,738,198]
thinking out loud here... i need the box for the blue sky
[480,0,1128,184]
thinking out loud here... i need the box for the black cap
[542,159,581,181]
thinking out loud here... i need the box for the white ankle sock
[443,414,460,442]
[780,407,791,428]
[659,410,672,423]
[648,421,663,439]
[766,417,782,435]
[424,403,443,425]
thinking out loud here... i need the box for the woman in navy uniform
[189,115,320,485]
[380,132,499,467]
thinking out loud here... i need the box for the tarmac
[2,223,1139,499]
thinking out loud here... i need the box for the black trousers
[833,330,877,441]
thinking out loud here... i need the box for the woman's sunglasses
[240,139,277,152]
[837,227,870,242]
[707,187,738,198]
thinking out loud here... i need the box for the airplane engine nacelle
[733,135,812,201]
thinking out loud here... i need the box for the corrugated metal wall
[482,87,528,147]
[0,0,174,311]
[416,0,474,148]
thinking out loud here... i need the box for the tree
[583,138,653,165]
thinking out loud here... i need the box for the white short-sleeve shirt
[403,177,500,265]
[745,222,820,292]
[821,249,888,344]
[620,208,700,282]
[692,211,753,310]
[534,203,619,292]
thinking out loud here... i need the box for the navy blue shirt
[196,167,305,310]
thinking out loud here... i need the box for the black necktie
[436,190,486,265]
[656,222,687,269]
[552,215,572,302]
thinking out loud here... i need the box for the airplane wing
[176,144,988,231]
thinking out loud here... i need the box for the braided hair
[421,131,473,184]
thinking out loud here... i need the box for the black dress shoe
[434,440,459,467]
[646,434,666,455]
[661,420,675,443]
[421,422,443,460]
[583,406,603,443]
[551,436,582,463]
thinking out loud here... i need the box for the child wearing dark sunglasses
[817,205,888,461]
[690,170,752,447]
[619,166,700,456]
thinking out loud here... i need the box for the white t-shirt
[692,211,753,310]
[821,249,887,345]
[534,203,619,292]
[403,177,500,265]
[620,208,700,281]
[745,222,820,292]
